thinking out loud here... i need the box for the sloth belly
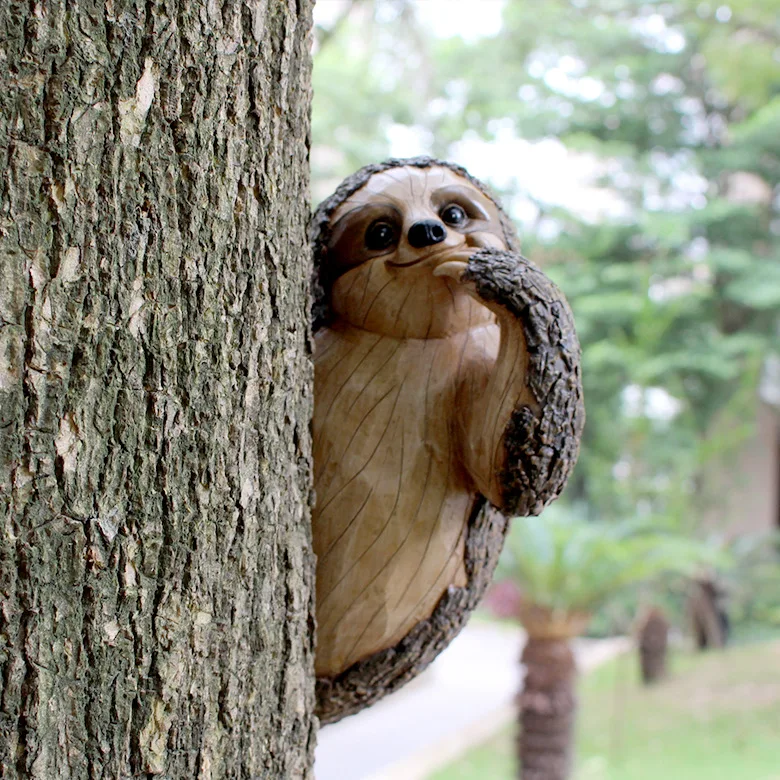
[313,322,499,677]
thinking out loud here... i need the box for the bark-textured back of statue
[310,157,585,724]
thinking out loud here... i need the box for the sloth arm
[439,249,585,517]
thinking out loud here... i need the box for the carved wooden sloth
[311,157,584,723]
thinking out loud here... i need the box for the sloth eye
[365,220,398,251]
[440,204,467,227]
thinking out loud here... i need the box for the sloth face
[328,166,506,275]
[326,166,508,338]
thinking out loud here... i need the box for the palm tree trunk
[638,607,669,685]
[518,637,577,780]
[689,577,728,649]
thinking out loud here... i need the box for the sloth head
[311,158,519,338]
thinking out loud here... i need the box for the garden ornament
[310,157,584,723]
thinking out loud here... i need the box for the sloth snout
[408,220,447,248]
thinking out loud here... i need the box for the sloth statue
[310,157,585,723]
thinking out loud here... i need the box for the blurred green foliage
[311,0,779,625]
[497,504,726,613]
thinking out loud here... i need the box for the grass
[428,639,780,780]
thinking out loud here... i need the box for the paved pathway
[315,622,630,780]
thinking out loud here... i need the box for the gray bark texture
[0,1,316,778]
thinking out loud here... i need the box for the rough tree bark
[0,1,316,777]
[518,638,577,780]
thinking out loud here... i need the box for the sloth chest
[312,326,485,537]
[311,323,498,675]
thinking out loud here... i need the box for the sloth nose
[407,220,447,249]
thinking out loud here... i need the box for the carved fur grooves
[464,249,585,516]
[316,502,508,724]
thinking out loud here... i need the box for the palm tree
[498,508,722,780]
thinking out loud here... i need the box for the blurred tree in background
[495,506,723,777]
[311,0,779,543]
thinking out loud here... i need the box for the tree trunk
[517,637,577,780]
[0,1,315,777]
[637,606,669,685]
[689,576,728,650]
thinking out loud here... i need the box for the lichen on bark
[0,1,316,777]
